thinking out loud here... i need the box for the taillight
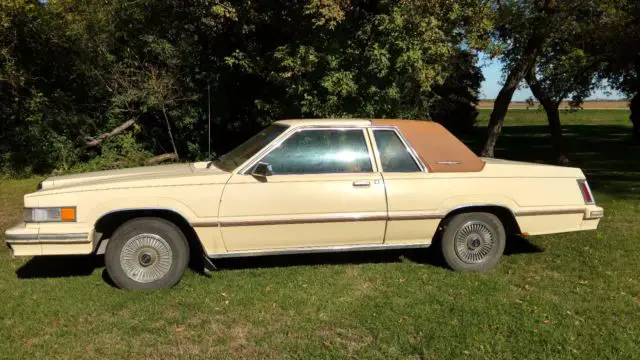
[577,179,595,204]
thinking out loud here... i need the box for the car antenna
[208,84,211,158]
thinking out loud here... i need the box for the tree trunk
[630,55,640,141]
[631,92,640,141]
[525,68,569,165]
[482,72,522,157]
[480,0,557,157]
[481,45,546,157]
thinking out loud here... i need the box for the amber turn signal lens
[60,207,76,222]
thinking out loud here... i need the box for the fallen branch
[145,153,179,165]
[85,119,136,148]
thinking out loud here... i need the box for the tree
[523,2,607,164]
[0,0,492,175]
[481,0,559,157]
[595,0,640,140]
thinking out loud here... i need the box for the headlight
[24,207,76,223]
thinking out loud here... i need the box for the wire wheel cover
[120,233,173,283]
[454,221,496,264]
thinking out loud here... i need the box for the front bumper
[4,222,93,256]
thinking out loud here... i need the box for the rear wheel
[440,212,505,272]
[105,218,190,290]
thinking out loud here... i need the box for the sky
[479,57,624,101]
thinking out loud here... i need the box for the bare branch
[84,119,136,148]
[145,153,179,165]
[161,104,179,157]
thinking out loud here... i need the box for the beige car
[5,119,603,290]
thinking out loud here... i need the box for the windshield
[211,124,289,171]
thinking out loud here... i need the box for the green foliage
[68,133,152,174]
[0,0,491,176]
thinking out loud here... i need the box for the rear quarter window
[373,130,421,172]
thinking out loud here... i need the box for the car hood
[38,162,228,191]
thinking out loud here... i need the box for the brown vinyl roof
[372,119,485,173]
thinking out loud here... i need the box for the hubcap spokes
[454,221,495,264]
[120,234,173,283]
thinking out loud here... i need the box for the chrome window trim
[239,126,377,175]
[370,126,427,173]
[228,124,293,175]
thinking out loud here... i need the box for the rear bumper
[515,205,603,236]
[583,206,604,220]
[4,223,93,256]
[579,206,604,231]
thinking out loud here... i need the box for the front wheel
[105,218,190,290]
[440,212,506,272]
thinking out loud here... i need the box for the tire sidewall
[105,218,190,290]
[441,212,506,272]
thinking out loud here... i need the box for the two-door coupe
[5,119,603,289]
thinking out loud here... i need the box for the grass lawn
[1,110,639,359]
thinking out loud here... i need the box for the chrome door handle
[352,180,371,187]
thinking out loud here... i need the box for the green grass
[477,108,631,126]
[1,110,640,359]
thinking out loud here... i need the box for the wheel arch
[439,205,522,235]
[93,209,205,260]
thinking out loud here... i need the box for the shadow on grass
[213,235,542,271]
[214,250,408,270]
[13,237,543,278]
[16,255,104,279]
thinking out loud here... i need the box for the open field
[1,110,639,359]
[478,100,630,110]
[476,108,630,126]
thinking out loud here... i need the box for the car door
[218,127,387,251]
[368,127,440,245]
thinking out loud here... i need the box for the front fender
[88,197,202,225]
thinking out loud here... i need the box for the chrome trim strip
[192,212,443,228]
[5,232,89,244]
[388,214,443,221]
[208,242,430,258]
[515,209,587,217]
[221,214,387,227]
[191,221,219,227]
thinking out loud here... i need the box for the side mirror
[251,162,273,177]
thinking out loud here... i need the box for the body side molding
[208,242,430,258]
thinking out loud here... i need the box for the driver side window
[257,129,373,175]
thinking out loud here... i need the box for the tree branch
[84,119,136,148]
[161,103,179,158]
[145,153,179,165]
